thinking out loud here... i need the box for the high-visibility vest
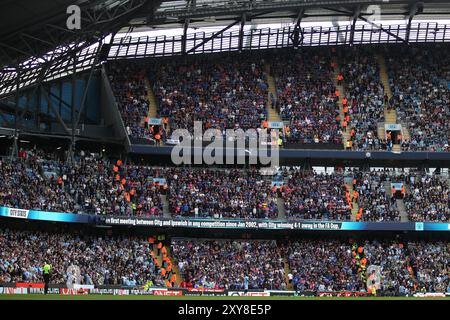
[43,264,51,274]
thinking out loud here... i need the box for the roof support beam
[349,6,361,45]
[289,8,305,48]
[238,14,246,52]
[325,6,408,44]
[75,43,103,128]
[405,2,423,43]
[182,18,190,55]
[186,20,240,54]
[358,15,407,43]
[39,84,70,134]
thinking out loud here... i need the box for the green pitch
[0,294,449,300]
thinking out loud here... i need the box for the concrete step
[331,59,349,149]
[401,123,411,141]
[145,78,158,118]
[346,183,359,221]
[161,194,171,218]
[265,63,283,123]
[377,54,393,99]
[377,123,386,140]
[384,107,397,123]
[277,197,286,219]
[384,181,392,196]
[167,247,183,287]
[396,199,409,222]
[283,257,294,290]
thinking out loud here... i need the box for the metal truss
[0,0,152,99]
[148,0,391,24]
[108,20,450,60]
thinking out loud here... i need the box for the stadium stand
[282,170,352,220]
[0,228,170,287]
[172,239,286,290]
[1,0,450,300]
[271,49,342,147]
[386,46,450,152]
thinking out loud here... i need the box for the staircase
[346,182,359,221]
[145,78,158,119]
[145,77,171,143]
[401,122,411,142]
[161,194,171,218]
[277,197,286,219]
[384,181,392,197]
[377,123,386,140]
[331,59,350,148]
[167,248,183,287]
[265,64,283,123]
[283,257,294,290]
[396,199,409,222]
[377,54,402,151]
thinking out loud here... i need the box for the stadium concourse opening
[0,0,449,304]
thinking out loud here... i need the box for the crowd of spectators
[362,240,416,296]
[386,45,450,152]
[2,147,449,222]
[352,171,401,222]
[0,226,449,294]
[340,48,389,151]
[272,50,342,145]
[153,54,268,133]
[282,240,365,292]
[0,150,164,217]
[403,173,449,222]
[0,228,166,286]
[167,168,278,219]
[109,63,167,143]
[172,239,286,290]
[282,170,352,220]
[408,241,449,293]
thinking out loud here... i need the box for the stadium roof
[132,0,450,29]
[1,0,450,97]
[2,0,450,67]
